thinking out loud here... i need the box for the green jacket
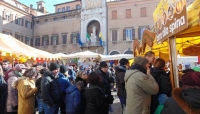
[154,105,164,114]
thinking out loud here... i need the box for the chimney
[30,4,33,9]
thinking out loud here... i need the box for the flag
[73,58,78,64]
[86,33,91,41]
[99,32,103,46]
[78,33,83,46]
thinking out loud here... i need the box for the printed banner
[153,0,188,43]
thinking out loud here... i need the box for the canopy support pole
[168,36,179,88]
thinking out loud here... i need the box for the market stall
[100,54,133,61]
[0,33,59,63]
[61,50,101,59]
[136,0,200,88]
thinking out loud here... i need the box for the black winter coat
[0,76,7,114]
[84,84,106,114]
[115,66,126,98]
[41,70,62,106]
[161,88,200,114]
[75,77,87,88]
[150,68,171,114]
[96,69,112,114]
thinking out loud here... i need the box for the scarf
[14,71,23,77]
[130,64,147,75]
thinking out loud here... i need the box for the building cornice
[34,9,81,19]
[0,0,32,16]
[54,0,80,6]
[107,0,159,6]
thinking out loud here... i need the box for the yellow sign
[153,0,188,43]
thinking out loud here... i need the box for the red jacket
[4,69,13,82]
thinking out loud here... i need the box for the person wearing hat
[6,64,27,113]
[41,62,62,114]
[115,58,129,114]
[96,61,113,114]
[124,56,159,114]
[161,71,200,114]
[58,65,71,114]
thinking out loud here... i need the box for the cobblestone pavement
[110,91,122,114]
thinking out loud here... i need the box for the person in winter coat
[109,67,117,91]
[150,58,172,114]
[68,66,76,84]
[65,81,84,114]
[124,56,159,114]
[154,94,168,114]
[161,71,200,114]
[2,60,11,74]
[85,72,106,114]
[0,65,8,114]
[75,70,88,87]
[14,68,39,114]
[96,61,113,114]
[75,70,88,114]
[3,60,13,83]
[41,62,62,114]
[35,68,46,114]
[144,51,155,65]
[115,58,129,114]
[6,64,27,114]
[59,65,71,114]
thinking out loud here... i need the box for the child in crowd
[154,94,168,114]
[65,81,84,114]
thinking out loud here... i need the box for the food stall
[134,0,200,88]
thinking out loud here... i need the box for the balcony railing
[81,41,105,47]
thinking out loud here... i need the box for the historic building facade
[33,0,160,55]
[33,0,82,54]
[0,0,47,46]
[1,0,195,55]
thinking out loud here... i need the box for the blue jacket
[65,85,81,114]
[58,73,71,94]
[68,70,76,80]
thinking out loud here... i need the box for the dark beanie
[120,58,129,65]
[49,62,59,71]
[134,56,149,68]
[100,61,108,68]
[60,65,67,74]
[181,71,200,87]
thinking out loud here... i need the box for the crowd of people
[0,50,200,114]
[0,59,114,114]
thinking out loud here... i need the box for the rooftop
[54,0,80,6]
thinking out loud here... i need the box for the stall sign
[153,0,188,43]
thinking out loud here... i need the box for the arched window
[110,51,120,55]
[124,50,133,54]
